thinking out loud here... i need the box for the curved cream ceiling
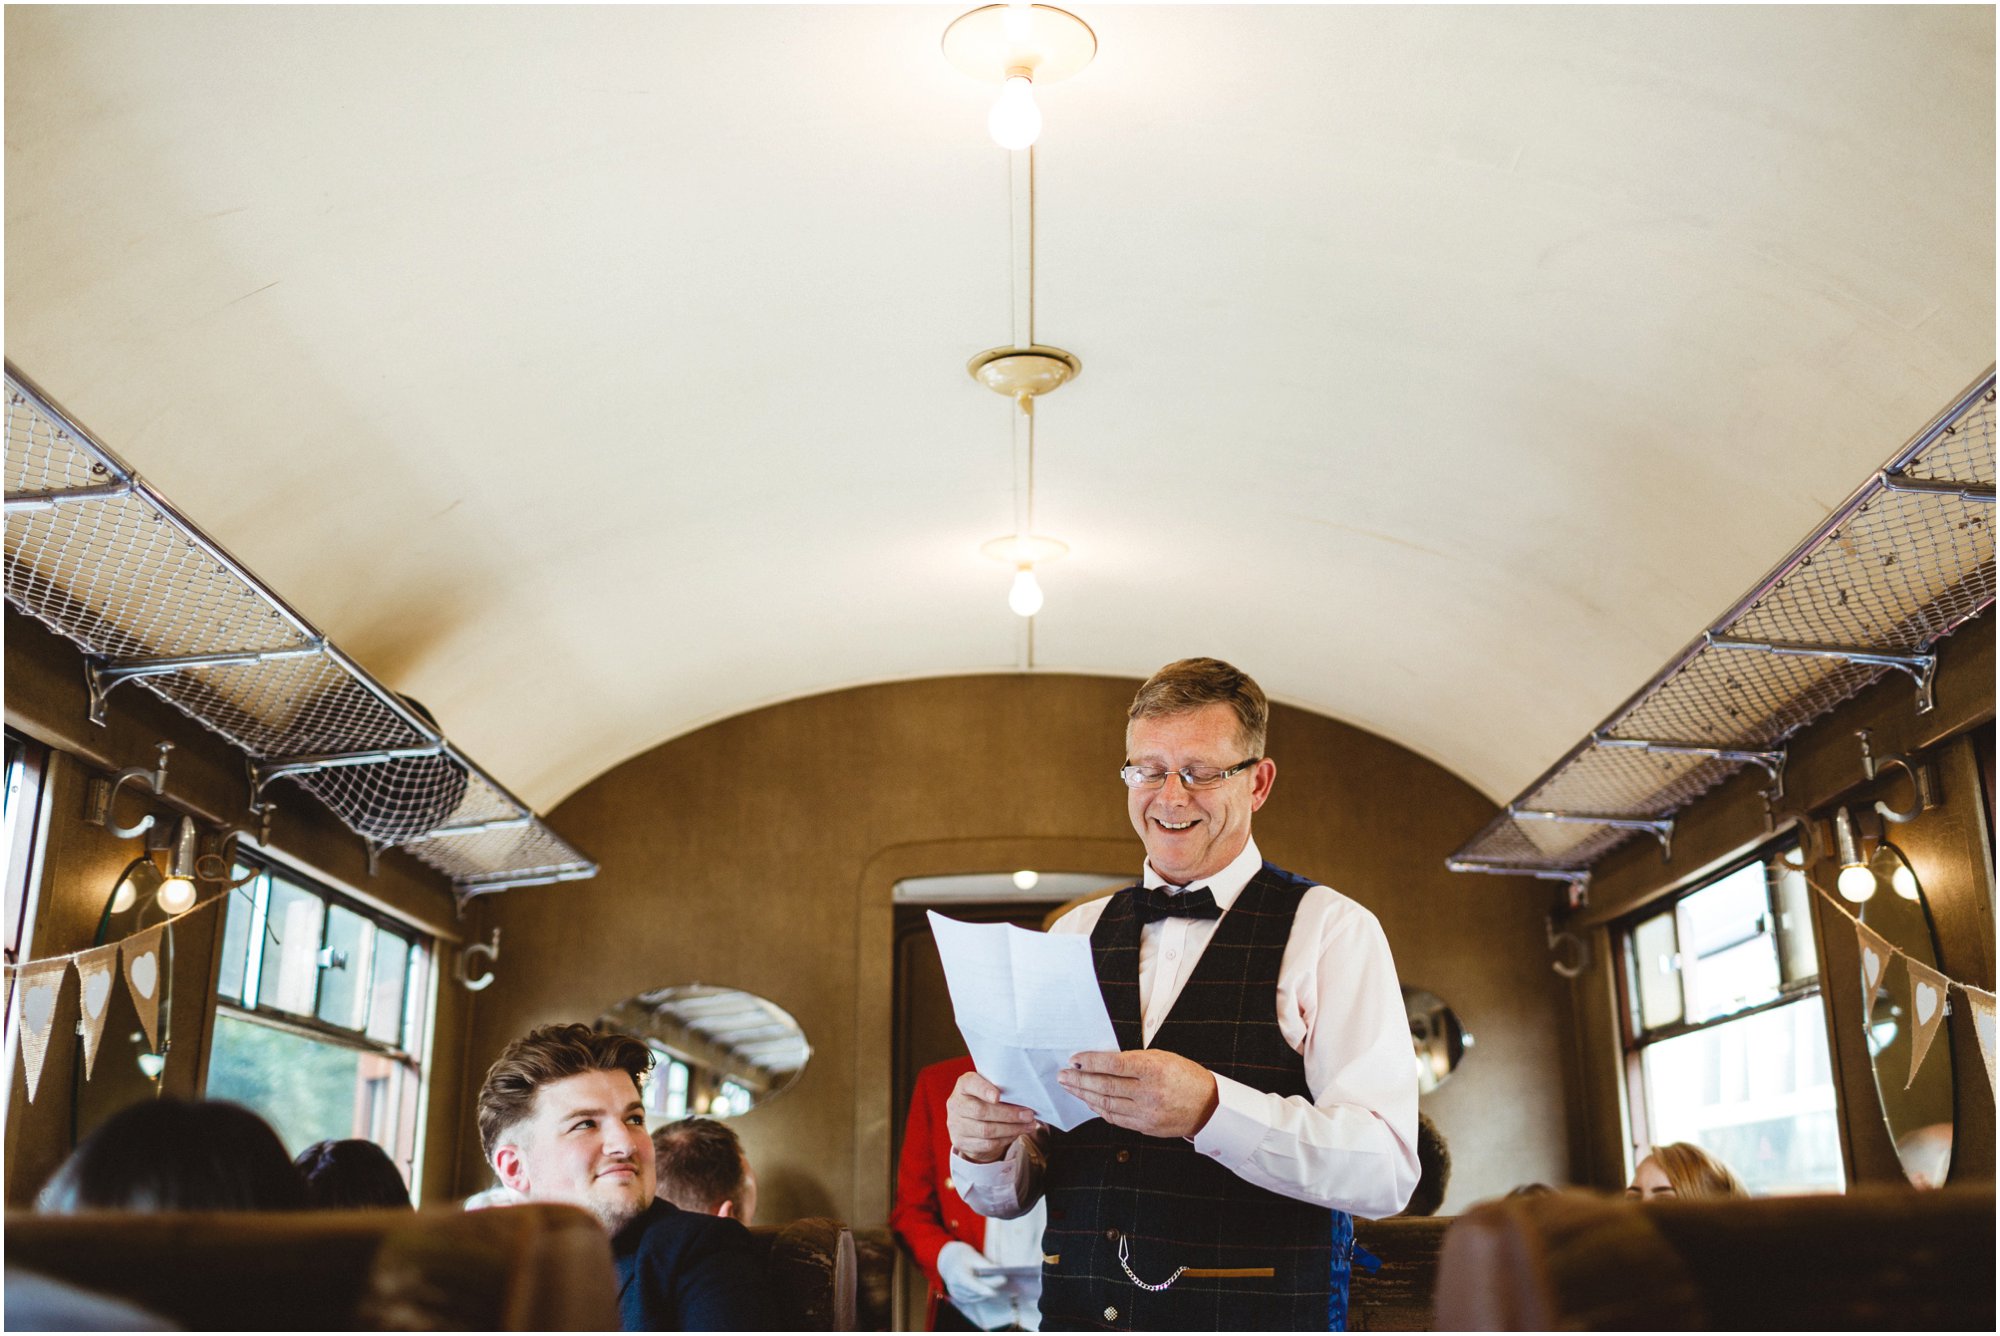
[5,6,1992,811]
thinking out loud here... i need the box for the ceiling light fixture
[943,3,1096,152]
[948,5,1094,634]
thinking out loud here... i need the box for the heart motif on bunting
[129,951,158,999]
[1915,981,1939,1025]
[1854,920,1897,1028]
[122,924,167,1052]
[14,959,68,1102]
[1904,958,1951,1090]
[23,977,58,1034]
[82,970,111,1019]
[73,944,120,1080]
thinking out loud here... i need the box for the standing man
[894,1054,1046,1331]
[946,659,1418,1331]
[478,1024,773,1331]
[653,1116,758,1224]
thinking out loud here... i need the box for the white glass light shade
[1891,862,1919,901]
[1837,862,1878,903]
[1008,564,1045,617]
[988,75,1041,150]
[108,880,139,914]
[156,875,198,914]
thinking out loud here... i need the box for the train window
[206,856,430,1194]
[1619,838,1845,1195]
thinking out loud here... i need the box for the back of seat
[5,1203,621,1330]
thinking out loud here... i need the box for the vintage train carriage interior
[3,6,1994,1331]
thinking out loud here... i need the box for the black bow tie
[1132,884,1222,926]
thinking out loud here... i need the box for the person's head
[1400,1112,1452,1216]
[477,1023,656,1231]
[1124,658,1277,885]
[294,1138,413,1210]
[651,1116,757,1223]
[1626,1142,1748,1201]
[37,1098,306,1213]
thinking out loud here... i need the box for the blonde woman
[1626,1142,1749,1200]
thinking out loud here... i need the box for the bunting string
[1800,867,1997,1100]
[2,894,221,1101]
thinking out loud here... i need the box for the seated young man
[653,1117,757,1224]
[477,1023,772,1331]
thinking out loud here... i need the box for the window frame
[206,848,434,1190]
[1614,830,1839,1185]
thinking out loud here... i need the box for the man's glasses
[1118,758,1260,790]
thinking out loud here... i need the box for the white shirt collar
[1141,836,1263,912]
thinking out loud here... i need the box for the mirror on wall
[1404,987,1472,1094]
[1858,843,1955,1188]
[599,985,811,1122]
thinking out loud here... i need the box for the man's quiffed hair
[1128,657,1269,758]
[477,1023,654,1160]
[652,1116,747,1214]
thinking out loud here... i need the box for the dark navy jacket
[612,1198,774,1331]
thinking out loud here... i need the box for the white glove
[937,1240,1003,1304]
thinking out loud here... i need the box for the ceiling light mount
[943,5,1097,86]
[968,344,1082,410]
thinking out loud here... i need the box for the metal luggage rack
[1449,367,1997,901]
[2,365,596,908]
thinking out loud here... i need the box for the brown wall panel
[457,673,1577,1223]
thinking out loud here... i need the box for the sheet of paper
[928,911,1119,1131]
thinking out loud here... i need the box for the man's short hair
[1128,657,1270,758]
[652,1117,747,1214]
[476,1023,654,1161]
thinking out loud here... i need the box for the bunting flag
[1904,957,1951,1090]
[122,924,166,1053]
[72,944,119,1080]
[13,958,68,1102]
[1964,987,1996,1102]
[1855,920,1896,1028]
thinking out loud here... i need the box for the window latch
[317,948,349,971]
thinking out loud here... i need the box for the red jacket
[891,1055,985,1330]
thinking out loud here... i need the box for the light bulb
[156,876,197,914]
[1007,564,1044,617]
[1012,869,1040,891]
[988,74,1041,150]
[1837,862,1878,903]
[1891,862,1919,901]
[109,880,138,914]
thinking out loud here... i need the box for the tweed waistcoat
[1037,862,1349,1332]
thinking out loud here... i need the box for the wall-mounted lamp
[156,817,199,914]
[1834,807,1877,903]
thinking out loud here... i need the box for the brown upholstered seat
[1350,1215,1453,1330]
[1435,1186,1998,1331]
[4,1203,621,1330]
[747,1215,859,1330]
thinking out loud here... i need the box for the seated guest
[652,1117,758,1224]
[463,1182,523,1210]
[1626,1142,1748,1200]
[38,1098,305,1212]
[295,1138,414,1210]
[478,1023,772,1331]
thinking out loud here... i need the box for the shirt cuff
[949,1148,1014,1190]
[1188,1072,1269,1167]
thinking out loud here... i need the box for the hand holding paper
[928,912,1119,1132]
